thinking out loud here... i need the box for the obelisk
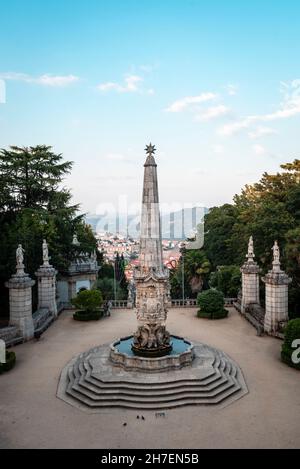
[132,144,172,357]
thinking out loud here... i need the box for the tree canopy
[0,145,98,318]
[169,159,300,317]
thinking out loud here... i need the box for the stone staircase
[57,342,248,411]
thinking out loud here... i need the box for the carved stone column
[132,144,171,357]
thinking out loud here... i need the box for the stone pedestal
[262,270,291,334]
[35,264,58,317]
[241,262,260,313]
[241,236,260,314]
[262,241,292,334]
[5,268,35,341]
[240,237,260,313]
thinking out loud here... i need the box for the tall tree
[0,145,98,318]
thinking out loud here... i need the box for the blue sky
[1,0,300,214]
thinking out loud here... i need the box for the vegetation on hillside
[170,159,300,318]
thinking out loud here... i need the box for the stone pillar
[35,240,58,316]
[132,144,172,357]
[68,279,77,302]
[240,236,260,313]
[5,246,35,341]
[262,241,291,334]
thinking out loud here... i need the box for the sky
[1,0,300,215]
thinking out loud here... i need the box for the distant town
[95,231,184,281]
[89,206,207,280]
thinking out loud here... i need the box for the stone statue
[16,244,25,267]
[72,234,80,246]
[272,241,280,263]
[247,236,255,260]
[42,239,49,264]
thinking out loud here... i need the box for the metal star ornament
[145,143,156,156]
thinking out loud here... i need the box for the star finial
[145,143,156,156]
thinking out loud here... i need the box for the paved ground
[0,307,299,449]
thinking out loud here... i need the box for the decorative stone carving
[132,144,172,357]
[72,234,80,246]
[42,239,50,266]
[16,244,25,275]
[247,236,255,261]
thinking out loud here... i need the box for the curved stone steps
[65,383,244,409]
[82,371,229,394]
[72,373,237,400]
[58,342,248,411]
[78,360,228,392]
[66,358,241,407]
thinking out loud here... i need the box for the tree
[203,204,239,269]
[200,159,300,317]
[209,265,241,297]
[0,145,73,211]
[0,145,98,318]
[170,249,211,299]
[71,289,103,313]
[197,289,228,319]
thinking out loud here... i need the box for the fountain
[109,143,193,369]
[57,144,248,410]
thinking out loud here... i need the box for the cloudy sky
[1,0,300,214]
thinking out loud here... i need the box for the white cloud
[212,144,224,154]
[248,126,277,139]
[195,105,230,121]
[97,75,144,93]
[165,92,217,113]
[0,72,79,86]
[219,79,300,136]
[253,144,266,155]
[226,84,238,96]
[219,118,250,136]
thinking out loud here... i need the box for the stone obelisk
[132,144,172,357]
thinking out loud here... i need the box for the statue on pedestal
[272,240,281,271]
[247,236,255,260]
[42,239,50,265]
[16,244,25,272]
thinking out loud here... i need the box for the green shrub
[281,319,300,370]
[209,265,241,297]
[197,289,228,320]
[0,350,16,374]
[73,310,103,321]
[71,289,103,313]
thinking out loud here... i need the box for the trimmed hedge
[71,289,103,313]
[281,319,300,370]
[197,289,228,320]
[73,310,103,321]
[0,350,16,374]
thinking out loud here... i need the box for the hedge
[0,350,16,374]
[73,310,104,321]
[197,289,228,320]
[281,319,300,370]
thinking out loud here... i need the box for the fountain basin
[110,335,194,372]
